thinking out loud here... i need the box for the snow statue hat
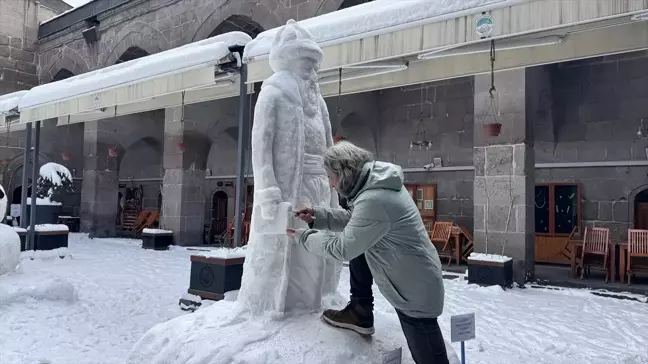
[269,19,323,72]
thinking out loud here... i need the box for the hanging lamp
[481,40,502,137]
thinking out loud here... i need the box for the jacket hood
[269,19,323,73]
[348,161,404,200]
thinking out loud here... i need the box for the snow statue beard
[237,19,343,316]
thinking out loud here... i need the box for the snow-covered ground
[1,234,647,364]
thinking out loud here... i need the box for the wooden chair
[429,222,453,265]
[457,225,474,262]
[579,227,610,282]
[627,229,648,285]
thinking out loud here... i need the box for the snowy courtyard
[0,234,645,364]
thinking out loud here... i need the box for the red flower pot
[108,147,119,158]
[61,152,71,161]
[482,123,502,137]
[176,142,185,152]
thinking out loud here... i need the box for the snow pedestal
[0,224,20,275]
[467,253,514,288]
[31,224,70,251]
[128,300,461,364]
[187,248,247,301]
[141,229,174,250]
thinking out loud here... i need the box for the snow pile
[0,224,20,276]
[468,252,513,263]
[40,162,73,185]
[26,197,62,205]
[0,275,78,306]
[128,301,460,364]
[0,90,28,114]
[29,224,70,232]
[197,246,247,259]
[142,228,173,235]
[244,0,523,60]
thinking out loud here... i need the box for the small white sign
[92,94,101,108]
[10,204,20,217]
[451,313,476,343]
[382,347,402,364]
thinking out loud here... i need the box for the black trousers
[397,311,450,364]
[349,253,374,307]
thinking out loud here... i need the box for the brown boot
[321,302,375,335]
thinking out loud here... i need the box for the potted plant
[26,162,74,225]
[187,246,247,301]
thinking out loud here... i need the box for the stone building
[1,0,648,271]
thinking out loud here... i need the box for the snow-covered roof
[243,0,524,60]
[0,91,28,115]
[20,31,250,114]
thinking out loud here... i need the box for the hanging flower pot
[176,142,185,152]
[61,152,71,161]
[482,123,502,137]
[108,147,119,158]
[333,136,345,144]
[0,159,10,166]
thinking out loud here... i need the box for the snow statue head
[36,162,74,205]
[269,19,323,78]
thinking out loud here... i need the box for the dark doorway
[157,192,163,211]
[635,189,648,230]
[211,190,228,235]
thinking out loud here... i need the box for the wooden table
[569,240,628,283]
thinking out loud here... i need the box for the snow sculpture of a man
[237,20,342,314]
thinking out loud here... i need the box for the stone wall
[0,0,42,94]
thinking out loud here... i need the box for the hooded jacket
[295,161,445,318]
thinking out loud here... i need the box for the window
[535,183,581,235]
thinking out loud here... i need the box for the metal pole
[19,123,32,228]
[27,120,40,250]
[233,64,250,248]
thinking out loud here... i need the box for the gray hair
[323,141,374,197]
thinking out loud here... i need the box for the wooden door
[637,203,648,230]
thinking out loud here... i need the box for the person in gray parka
[288,141,449,364]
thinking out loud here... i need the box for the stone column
[473,69,535,284]
[80,120,119,237]
[161,107,206,246]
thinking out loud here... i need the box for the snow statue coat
[0,183,20,276]
[237,19,342,315]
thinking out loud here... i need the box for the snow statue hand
[294,207,314,224]
[254,186,283,220]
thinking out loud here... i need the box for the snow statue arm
[252,86,283,220]
[319,96,341,210]
[311,206,351,232]
[295,197,390,261]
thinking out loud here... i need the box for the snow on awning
[244,0,648,91]
[19,31,253,124]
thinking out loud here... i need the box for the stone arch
[209,14,264,38]
[338,0,373,9]
[41,46,90,83]
[2,152,54,204]
[52,68,75,81]
[119,136,163,179]
[191,1,278,42]
[335,112,377,153]
[628,184,648,229]
[116,46,149,64]
[100,21,168,67]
